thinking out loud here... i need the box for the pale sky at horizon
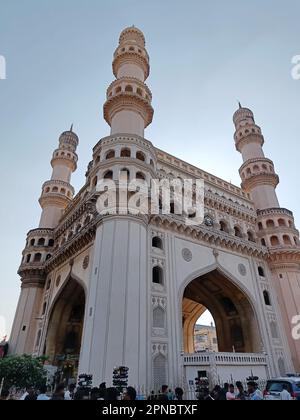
[0,0,300,338]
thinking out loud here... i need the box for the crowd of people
[0,380,299,401]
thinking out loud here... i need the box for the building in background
[194,323,218,353]
[9,27,300,389]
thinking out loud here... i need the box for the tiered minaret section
[9,128,78,354]
[39,127,78,228]
[103,26,154,137]
[234,105,300,371]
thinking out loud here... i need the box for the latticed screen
[153,354,167,390]
[153,307,165,328]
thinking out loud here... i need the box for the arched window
[234,226,243,238]
[46,278,51,290]
[258,266,265,277]
[35,330,42,348]
[150,159,154,167]
[120,168,130,179]
[38,238,45,246]
[45,187,50,193]
[136,172,146,180]
[95,155,100,164]
[136,151,146,162]
[46,254,51,261]
[105,150,115,160]
[52,187,58,193]
[115,86,122,94]
[129,46,135,52]
[104,170,113,180]
[288,220,293,228]
[26,254,31,263]
[61,188,66,194]
[136,88,143,96]
[125,85,133,92]
[278,218,286,227]
[283,235,291,245]
[92,176,98,187]
[266,219,275,228]
[263,290,271,306]
[120,148,131,158]
[294,236,298,245]
[153,266,163,285]
[153,307,165,328]
[48,239,54,247]
[152,236,163,249]
[253,165,259,173]
[270,236,279,246]
[258,222,263,231]
[42,302,47,315]
[34,253,42,262]
[220,221,229,233]
[30,239,35,246]
[261,238,266,247]
[247,231,255,242]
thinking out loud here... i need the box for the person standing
[226,384,236,400]
[65,383,76,400]
[280,384,292,400]
[123,387,137,401]
[37,385,50,400]
[236,382,247,400]
[247,382,263,400]
[51,383,65,400]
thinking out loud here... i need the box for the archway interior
[182,269,261,354]
[194,309,219,353]
[45,279,85,381]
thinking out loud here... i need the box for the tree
[0,354,47,390]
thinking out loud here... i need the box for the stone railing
[183,352,267,366]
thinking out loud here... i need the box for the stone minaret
[39,127,79,228]
[9,128,78,354]
[234,105,300,371]
[79,27,157,388]
[103,26,154,137]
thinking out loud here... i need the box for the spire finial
[70,124,73,132]
[238,101,242,109]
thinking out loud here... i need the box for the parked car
[264,377,300,400]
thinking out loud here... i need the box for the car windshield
[267,382,291,392]
[294,383,300,390]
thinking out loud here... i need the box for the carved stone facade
[9,27,300,390]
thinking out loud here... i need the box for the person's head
[104,387,120,401]
[236,381,243,391]
[229,384,235,393]
[247,381,256,394]
[175,387,183,399]
[223,383,229,391]
[69,383,76,392]
[55,383,65,396]
[0,389,9,400]
[27,387,35,397]
[161,385,168,394]
[282,383,289,391]
[123,386,136,401]
[39,385,47,394]
[99,382,106,389]
[214,385,221,392]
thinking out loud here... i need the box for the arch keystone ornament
[9,29,297,387]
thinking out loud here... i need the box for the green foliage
[0,354,47,390]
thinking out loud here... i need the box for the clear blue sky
[0,0,300,337]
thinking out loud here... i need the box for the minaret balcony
[103,89,154,128]
[106,77,152,102]
[235,132,264,153]
[112,48,150,79]
[51,149,78,172]
[241,172,279,191]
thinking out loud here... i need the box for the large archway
[182,269,261,354]
[44,278,86,383]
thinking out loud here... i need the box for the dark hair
[161,385,168,393]
[55,383,65,393]
[99,382,106,389]
[282,383,289,390]
[104,387,120,401]
[126,386,137,401]
[175,387,184,398]
[229,384,234,388]
[223,383,229,391]
[69,383,76,391]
